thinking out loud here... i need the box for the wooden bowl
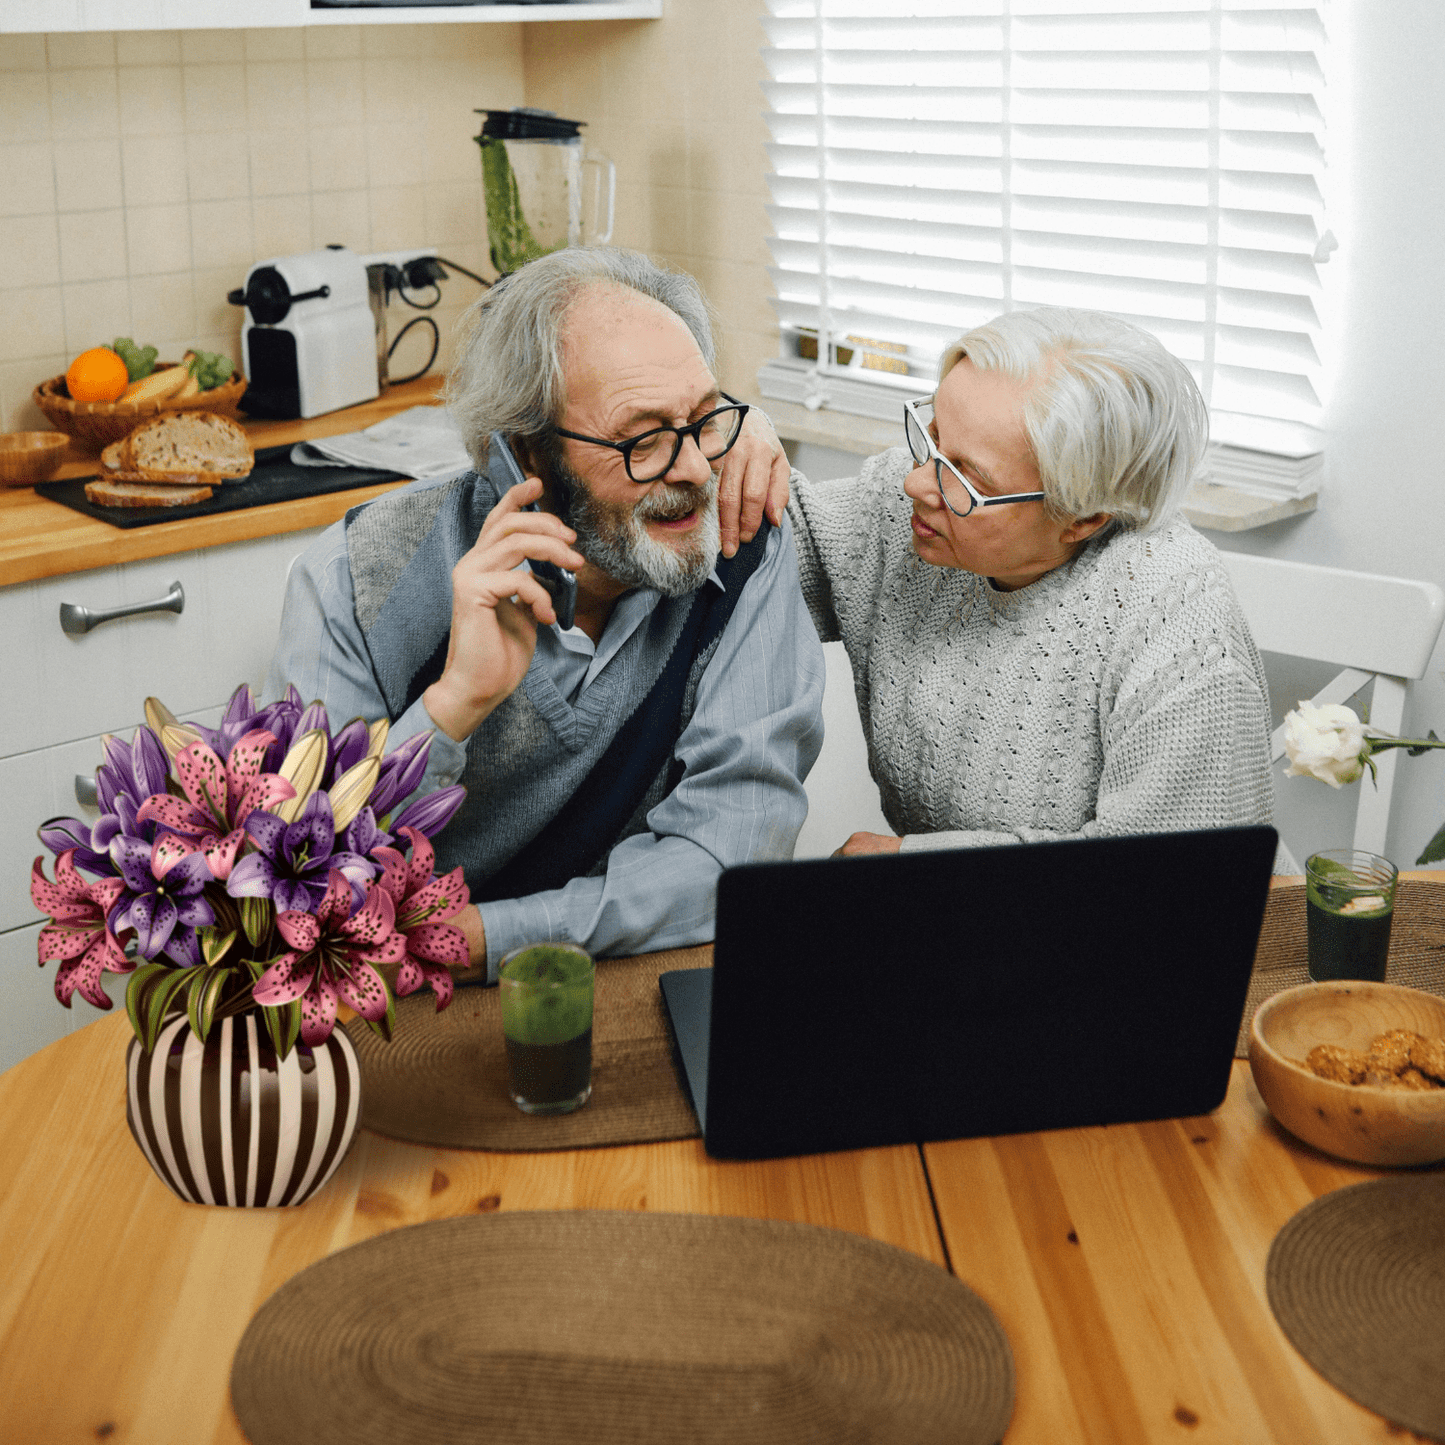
[32,364,246,451]
[1249,981,1445,1166]
[0,430,68,485]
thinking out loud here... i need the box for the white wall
[1212,0,1445,868]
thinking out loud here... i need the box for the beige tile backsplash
[0,24,523,432]
[0,7,778,432]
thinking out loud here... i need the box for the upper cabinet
[4,0,660,32]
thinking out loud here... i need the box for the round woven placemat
[346,947,705,1151]
[1236,879,1445,1056]
[231,1210,1015,1445]
[1266,1177,1445,1439]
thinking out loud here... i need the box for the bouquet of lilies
[29,684,469,1059]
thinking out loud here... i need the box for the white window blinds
[759,0,1329,455]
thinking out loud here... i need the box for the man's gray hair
[939,307,1208,532]
[446,246,718,472]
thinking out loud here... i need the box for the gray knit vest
[345,465,759,898]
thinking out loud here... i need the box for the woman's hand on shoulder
[717,406,790,558]
[832,831,903,857]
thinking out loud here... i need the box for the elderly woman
[786,306,1275,857]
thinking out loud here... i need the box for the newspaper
[290,405,472,481]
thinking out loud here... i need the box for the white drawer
[0,706,225,935]
[1,527,322,758]
[0,921,127,1077]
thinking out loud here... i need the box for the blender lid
[475,107,584,141]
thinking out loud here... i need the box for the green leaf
[198,926,237,968]
[186,965,232,1043]
[240,896,271,950]
[364,987,397,1046]
[140,969,192,1054]
[1418,820,1445,866]
[125,962,169,1045]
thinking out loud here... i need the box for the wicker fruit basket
[33,364,246,450]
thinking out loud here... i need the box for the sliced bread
[85,477,214,508]
[121,411,253,480]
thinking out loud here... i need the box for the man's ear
[1062,512,1112,545]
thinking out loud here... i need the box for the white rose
[1282,701,1368,788]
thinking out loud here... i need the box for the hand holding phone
[489,431,578,630]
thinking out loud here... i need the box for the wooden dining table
[0,957,1429,1444]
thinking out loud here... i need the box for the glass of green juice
[498,943,594,1115]
[1304,849,1398,983]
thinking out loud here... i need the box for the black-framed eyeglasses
[554,393,750,483]
[903,395,1047,519]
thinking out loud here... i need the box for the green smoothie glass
[1304,849,1398,983]
[499,943,594,1115]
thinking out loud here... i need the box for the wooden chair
[1220,552,1445,856]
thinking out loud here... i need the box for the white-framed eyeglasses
[903,396,1047,519]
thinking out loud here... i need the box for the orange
[66,347,130,403]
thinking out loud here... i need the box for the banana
[120,364,189,404]
[173,372,201,399]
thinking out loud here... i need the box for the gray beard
[558,460,721,598]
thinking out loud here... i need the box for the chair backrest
[1219,551,1445,856]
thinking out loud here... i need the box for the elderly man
[267,247,824,979]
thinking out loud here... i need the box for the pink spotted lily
[373,826,470,1010]
[30,850,132,1008]
[252,870,407,1045]
[135,730,296,882]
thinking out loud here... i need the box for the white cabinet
[2,0,660,33]
[0,525,321,1069]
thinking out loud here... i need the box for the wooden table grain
[926,1061,1429,1444]
[0,1007,944,1445]
[2,979,1430,1443]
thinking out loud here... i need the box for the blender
[474,108,615,276]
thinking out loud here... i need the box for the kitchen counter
[0,376,444,587]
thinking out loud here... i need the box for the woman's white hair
[939,307,1208,532]
[446,246,718,472]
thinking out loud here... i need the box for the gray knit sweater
[787,448,1276,853]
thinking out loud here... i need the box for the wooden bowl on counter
[1249,981,1445,1166]
[0,430,69,486]
[32,364,246,450]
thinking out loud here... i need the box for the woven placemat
[231,1210,1015,1445]
[1266,1177,1445,1440]
[1236,880,1445,1056]
[346,947,706,1151]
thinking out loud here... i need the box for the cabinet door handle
[75,774,99,809]
[59,580,185,635]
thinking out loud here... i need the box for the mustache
[635,475,718,523]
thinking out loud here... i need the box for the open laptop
[661,825,1277,1160]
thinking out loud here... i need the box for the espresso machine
[228,245,445,419]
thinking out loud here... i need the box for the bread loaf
[85,478,214,508]
[120,411,253,480]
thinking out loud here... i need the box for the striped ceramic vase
[125,1012,361,1208]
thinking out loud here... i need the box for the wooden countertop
[0,376,445,587]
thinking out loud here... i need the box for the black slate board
[34,444,410,529]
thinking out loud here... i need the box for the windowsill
[1180,483,1318,532]
[763,398,1320,534]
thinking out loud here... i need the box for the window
[759,0,1330,473]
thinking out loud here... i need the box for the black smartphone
[488,430,577,631]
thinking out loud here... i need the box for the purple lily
[367,731,433,820]
[390,784,466,840]
[227,790,375,914]
[42,726,171,879]
[109,831,215,963]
